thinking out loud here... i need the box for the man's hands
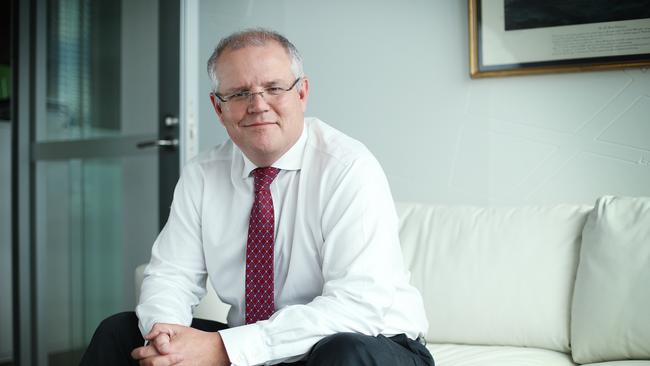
[131,323,230,366]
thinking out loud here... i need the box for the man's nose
[247,92,270,113]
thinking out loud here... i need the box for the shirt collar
[240,121,308,178]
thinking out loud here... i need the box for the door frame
[158,0,181,228]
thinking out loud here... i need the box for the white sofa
[135,195,650,365]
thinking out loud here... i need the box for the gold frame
[469,0,650,78]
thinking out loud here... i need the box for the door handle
[136,138,179,149]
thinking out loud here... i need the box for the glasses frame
[213,77,302,104]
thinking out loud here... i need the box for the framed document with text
[469,0,650,78]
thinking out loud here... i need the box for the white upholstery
[427,344,575,366]
[582,363,650,366]
[134,197,650,365]
[571,196,650,364]
[396,202,590,352]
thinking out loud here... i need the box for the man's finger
[152,333,172,354]
[139,353,184,366]
[130,344,160,360]
[144,324,176,341]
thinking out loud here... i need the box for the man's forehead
[216,43,294,90]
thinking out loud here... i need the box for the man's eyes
[266,87,282,94]
[226,85,287,100]
[229,91,250,99]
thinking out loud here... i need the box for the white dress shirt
[136,117,428,365]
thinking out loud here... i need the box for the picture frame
[469,0,650,78]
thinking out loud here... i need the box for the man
[80,29,433,366]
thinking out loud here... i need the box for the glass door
[14,0,181,365]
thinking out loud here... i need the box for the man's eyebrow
[221,79,284,94]
[262,79,286,87]
[221,85,248,94]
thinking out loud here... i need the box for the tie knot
[252,167,280,192]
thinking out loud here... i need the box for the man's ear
[298,77,309,112]
[210,93,225,124]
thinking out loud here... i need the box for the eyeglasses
[214,77,302,105]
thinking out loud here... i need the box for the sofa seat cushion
[581,362,650,366]
[397,203,591,352]
[427,343,575,366]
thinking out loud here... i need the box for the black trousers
[80,312,434,366]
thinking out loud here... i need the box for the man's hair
[207,28,304,93]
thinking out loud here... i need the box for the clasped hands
[131,323,230,366]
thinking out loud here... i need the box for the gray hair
[207,28,304,93]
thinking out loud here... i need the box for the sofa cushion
[427,343,576,366]
[581,362,650,366]
[571,196,650,364]
[396,202,591,352]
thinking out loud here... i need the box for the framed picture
[469,0,650,78]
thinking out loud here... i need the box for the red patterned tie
[245,167,280,324]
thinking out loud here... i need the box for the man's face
[210,42,309,167]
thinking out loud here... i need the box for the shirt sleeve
[136,162,208,336]
[219,153,405,365]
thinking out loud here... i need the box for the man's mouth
[244,121,277,127]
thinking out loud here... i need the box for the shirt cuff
[219,323,269,366]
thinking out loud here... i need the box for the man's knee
[80,312,141,366]
[92,311,139,341]
[308,333,377,365]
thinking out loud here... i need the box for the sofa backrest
[570,196,650,363]
[396,202,591,353]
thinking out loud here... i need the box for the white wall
[195,0,650,206]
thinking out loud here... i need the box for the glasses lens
[223,78,300,105]
[265,87,285,96]
[227,92,250,102]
